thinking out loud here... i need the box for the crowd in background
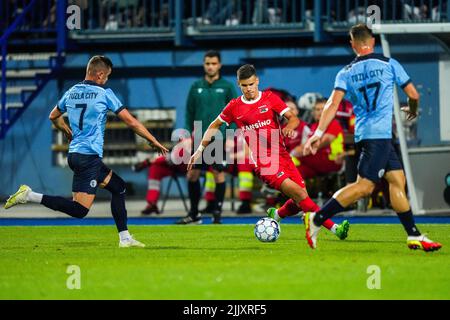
[1,0,448,32]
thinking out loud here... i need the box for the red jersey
[218,91,290,167]
[309,119,344,161]
[283,120,311,153]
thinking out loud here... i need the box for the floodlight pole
[379,34,422,215]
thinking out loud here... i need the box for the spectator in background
[102,0,142,30]
[404,0,447,21]
[252,0,290,25]
[199,0,240,25]
[335,99,355,133]
[102,0,120,30]
[132,138,191,215]
[299,98,345,179]
[297,92,324,124]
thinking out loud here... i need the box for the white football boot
[119,235,146,248]
[4,185,31,209]
[304,212,321,249]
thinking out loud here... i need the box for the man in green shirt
[177,50,237,224]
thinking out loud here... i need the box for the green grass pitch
[0,224,448,300]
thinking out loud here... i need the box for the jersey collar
[80,80,104,88]
[241,91,262,104]
[353,53,388,63]
[202,76,222,87]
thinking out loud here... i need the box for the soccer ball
[254,218,280,242]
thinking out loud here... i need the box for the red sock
[146,189,159,203]
[297,198,336,230]
[239,191,252,201]
[277,199,300,218]
[322,219,335,231]
[205,191,215,202]
[297,197,320,213]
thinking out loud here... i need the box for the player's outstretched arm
[401,83,420,121]
[304,89,344,156]
[49,106,72,142]
[187,118,223,171]
[117,108,169,155]
[281,110,300,138]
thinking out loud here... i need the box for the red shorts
[254,155,305,190]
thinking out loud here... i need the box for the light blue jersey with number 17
[334,53,411,143]
[57,80,125,158]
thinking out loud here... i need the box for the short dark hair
[237,64,257,80]
[349,23,374,42]
[86,55,113,75]
[204,50,221,62]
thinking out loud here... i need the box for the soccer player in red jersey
[188,64,349,239]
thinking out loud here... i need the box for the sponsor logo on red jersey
[242,119,272,132]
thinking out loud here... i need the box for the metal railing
[326,0,449,28]
[0,0,58,34]
[73,0,175,32]
[2,1,449,44]
[187,0,310,30]
[69,0,309,32]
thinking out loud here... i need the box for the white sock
[330,224,338,234]
[119,230,131,241]
[274,209,281,221]
[27,191,43,203]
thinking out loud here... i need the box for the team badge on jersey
[90,179,97,188]
[259,105,268,113]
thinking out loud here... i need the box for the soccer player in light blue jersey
[5,56,168,248]
[303,24,441,252]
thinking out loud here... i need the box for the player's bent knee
[104,172,126,195]
[73,201,90,219]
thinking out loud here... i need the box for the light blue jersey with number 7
[56,80,125,158]
[334,53,411,143]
